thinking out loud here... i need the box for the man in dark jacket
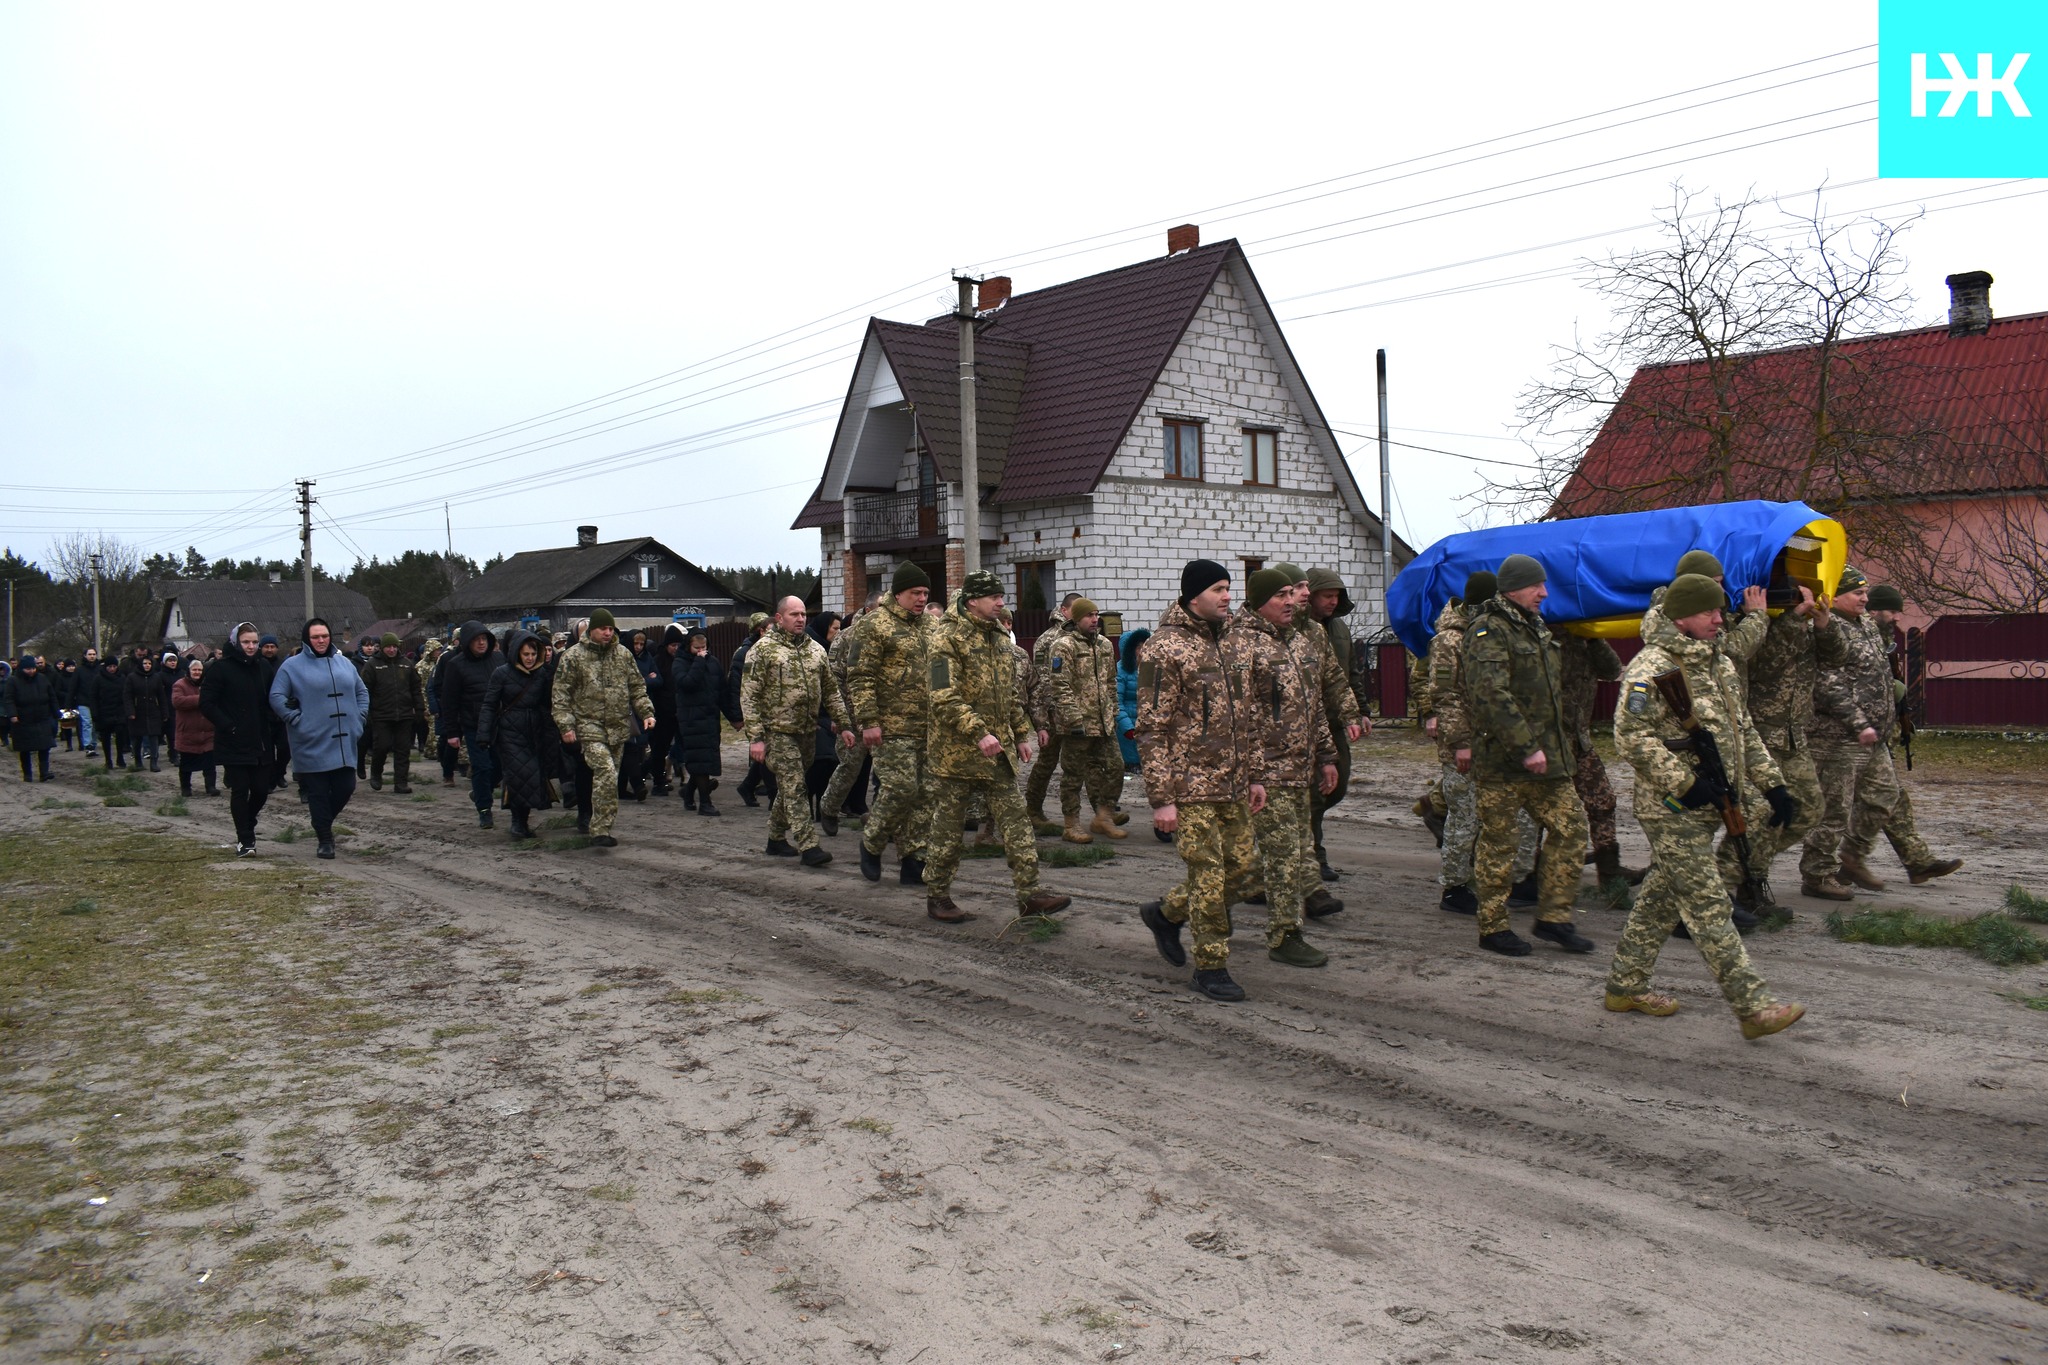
[359,632,425,793]
[202,622,279,855]
[91,658,130,769]
[258,635,291,791]
[440,620,502,826]
[4,655,59,780]
[642,624,683,797]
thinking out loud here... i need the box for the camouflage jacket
[827,624,858,715]
[1616,610,1782,809]
[1464,597,1571,783]
[925,603,1034,781]
[1424,598,1474,765]
[549,638,653,746]
[1643,589,1768,679]
[1025,618,1068,730]
[1296,614,1364,731]
[741,628,847,741]
[1408,646,1433,723]
[845,599,931,737]
[1557,633,1623,757]
[1134,600,1257,808]
[1048,627,1118,738]
[1233,607,1335,788]
[1743,606,1846,750]
[1812,611,1894,745]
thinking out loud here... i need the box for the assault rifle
[1651,669,1771,911]
[1898,699,1916,771]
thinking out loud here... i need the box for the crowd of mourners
[1,548,1960,1043]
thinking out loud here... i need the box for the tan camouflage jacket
[1025,618,1067,730]
[549,638,654,746]
[1295,613,1364,731]
[1135,600,1257,808]
[740,628,848,741]
[1812,611,1894,745]
[925,603,1034,781]
[1425,598,1474,765]
[1643,589,1767,681]
[1616,610,1782,809]
[1743,606,1846,750]
[827,623,858,715]
[1465,598,1571,783]
[1234,607,1335,788]
[1048,627,1118,738]
[845,599,930,738]
[1557,632,1623,758]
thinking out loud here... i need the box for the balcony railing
[849,488,944,546]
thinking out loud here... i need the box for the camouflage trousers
[821,737,866,819]
[1474,779,1587,935]
[1250,786,1313,947]
[580,740,625,837]
[1058,735,1123,819]
[1800,739,1897,882]
[765,732,819,850]
[1719,736,1818,896]
[1161,800,1259,971]
[1024,732,1065,816]
[1441,765,1538,890]
[861,737,931,860]
[1846,745,1936,870]
[924,765,1042,910]
[1571,743,1617,852]
[1608,800,1772,1017]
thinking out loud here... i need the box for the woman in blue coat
[1115,628,1149,771]
[269,617,369,860]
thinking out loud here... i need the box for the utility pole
[954,275,981,578]
[89,552,103,656]
[5,575,14,661]
[444,501,456,597]
[296,480,317,621]
[1375,348,1394,625]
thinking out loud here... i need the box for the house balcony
[848,487,947,552]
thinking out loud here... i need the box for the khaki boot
[1838,853,1885,892]
[974,822,999,847]
[1063,816,1093,845]
[1801,876,1854,902]
[1089,812,1126,841]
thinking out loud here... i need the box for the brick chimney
[977,276,1011,311]
[1166,224,1199,255]
[577,524,598,547]
[1945,271,1993,336]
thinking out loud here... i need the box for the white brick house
[794,230,1409,634]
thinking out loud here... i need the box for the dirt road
[4,730,2044,1363]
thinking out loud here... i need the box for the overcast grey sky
[2,2,2040,577]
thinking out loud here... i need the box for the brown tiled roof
[790,479,842,530]
[873,321,1029,489]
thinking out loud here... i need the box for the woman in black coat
[125,655,166,771]
[476,630,562,841]
[4,655,58,780]
[671,631,724,817]
[91,659,129,768]
[201,624,281,854]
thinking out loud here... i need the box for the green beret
[1462,570,1496,604]
[1868,584,1905,611]
[891,560,930,593]
[1497,554,1546,593]
[1663,573,1726,620]
[588,608,617,630]
[1273,562,1306,584]
[1675,549,1723,579]
[962,569,1003,600]
[381,632,401,648]
[1247,569,1293,610]
[1837,565,1868,595]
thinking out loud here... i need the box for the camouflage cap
[748,612,769,630]
[1836,565,1868,595]
[1868,584,1905,611]
[962,569,1003,600]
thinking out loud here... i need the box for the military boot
[859,843,883,882]
[766,838,799,858]
[800,846,832,868]
[1303,889,1344,918]
[1139,900,1186,967]
[1838,853,1885,892]
[1907,857,1963,884]
[1534,920,1596,953]
[1062,816,1093,845]
[1190,969,1245,1002]
[1507,874,1540,906]
[899,856,925,887]
[1801,876,1854,901]
[1023,891,1071,916]
[1089,812,1126,841]
[1740,1002,1806,1040]
[927,894,972,923]
[1479,929,1533,957]
[1440,885,1478,914]
[1268,931,1328,968]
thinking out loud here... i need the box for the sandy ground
[3,727,2045,1364]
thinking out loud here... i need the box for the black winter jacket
[90,665,127,727]
[125,666,166,735]
[673,650,724,776]
[439,621,501,737]
[4,668,59,749]
[200,645,279,768]
[477,631,563,810]
[361,653,425,723]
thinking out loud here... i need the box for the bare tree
[48,533,155,648]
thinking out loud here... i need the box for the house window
[638,564,657,592]
[1243,429,1277,486]
[1163,419,1203,481]
[1243,558,1264,579]
[1016,560,1055,611]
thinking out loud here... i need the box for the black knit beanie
[1179,559,1229,606]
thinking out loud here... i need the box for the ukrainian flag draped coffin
[1385,500,1845,656]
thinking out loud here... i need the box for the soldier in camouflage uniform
[1840,585,1962,887]
[549,608,656,847]
[1409,646,1446,845]
[1801,568,1906,896]
[1022,593,1079,821]
[922,572,1071,923]
[1557,630,1632,907]
[1047,597,1126,844]
[819,588,882,835]
[1428,572,1538,916]
[1605,574,1805,1040]
[850,562,937,886]
[1234,568,1338,968]
[1464,555,1596,957]
[1725,581,1845,903]
[1298,567,1369,881]
[1135,560,1265,1002]
[742,597,854,867]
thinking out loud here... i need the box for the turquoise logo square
[1880,0,2047,176]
